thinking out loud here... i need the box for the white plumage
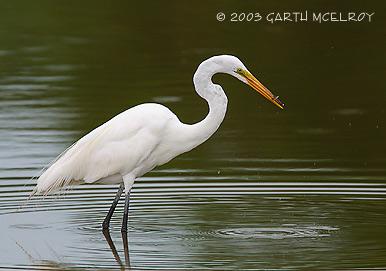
[37,104,183,194]
[34,55,284,196]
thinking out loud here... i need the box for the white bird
[32,55,284,232]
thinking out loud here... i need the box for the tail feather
[34,122,112,195]
[35,159,80,195]
[35,141,82,195]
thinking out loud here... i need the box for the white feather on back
[35,103,175,195]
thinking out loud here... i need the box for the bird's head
[208,55,284,109]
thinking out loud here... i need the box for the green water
[0,1,385,270]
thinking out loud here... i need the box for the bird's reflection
[102,228,131,269]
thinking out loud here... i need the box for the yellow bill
[238,69,284,109]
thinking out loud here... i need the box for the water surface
[0,1,385,270]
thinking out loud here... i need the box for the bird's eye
[235,68,243,73]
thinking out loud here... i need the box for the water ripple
[215,225,339,239]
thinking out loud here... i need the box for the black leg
[102,183,124,230]
[121,230,131,267]
[121,191,130,233]
[102,228,124,268]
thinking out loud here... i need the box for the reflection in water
[103,229,130,270]
[1,184,386,270]
[13,229,131,270]
[0,0,385,269]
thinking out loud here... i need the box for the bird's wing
[35,104,171,195]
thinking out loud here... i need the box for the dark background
[0,1,385,269]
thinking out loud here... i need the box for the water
[1,1,385,270]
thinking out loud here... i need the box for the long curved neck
[179,62,228,152]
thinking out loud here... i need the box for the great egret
[32,55,284,232]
